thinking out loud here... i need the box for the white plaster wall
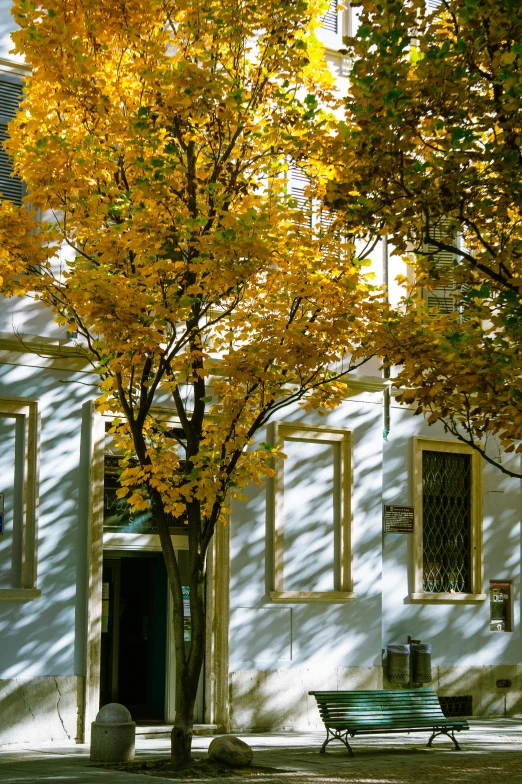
[0,362,94,681]
[0,675,83,745]
[0,0,69,341]
[229,392,384,727]
[230,666,382,731]
[382,401,522,669]
[229,390,522,727]
[0,0,19,63]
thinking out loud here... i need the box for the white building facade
[0,0,521,746]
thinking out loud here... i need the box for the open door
[100,552,167,722]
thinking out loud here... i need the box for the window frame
[0,397,40,601]
[269,421,355,603]
[316,0,351,53]
[411,436,485,603]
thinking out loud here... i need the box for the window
[0,398,40,601]
[0,73,23,206]
[322,0,339,33]
[317,0,349,52]
[422,220,460,315]
[269,422,355,602]
[287,164,336,242]
[103,421,187,534]
[288,165,313,228]
[411,437,485,602]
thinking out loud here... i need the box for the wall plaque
[383,505,414,533]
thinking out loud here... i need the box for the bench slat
[320,710,446,716]
[310,690,435,696]
[327,721,466,730]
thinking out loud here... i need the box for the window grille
[321,0,338,33]
[422,450,472,593]
[0,76,23,206]
[438,695,472,717]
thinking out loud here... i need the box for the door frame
[84,404,230,739]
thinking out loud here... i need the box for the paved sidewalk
[2,719,522,783]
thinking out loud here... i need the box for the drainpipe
[383,236,391,441]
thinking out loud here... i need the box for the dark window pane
[422,450,471,592]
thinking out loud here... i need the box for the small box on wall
[490,580,512,633]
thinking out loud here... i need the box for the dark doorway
[100,553,167,722]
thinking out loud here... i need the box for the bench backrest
[309,688,447,727]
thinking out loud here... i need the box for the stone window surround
[0,397,40,601]
[269,421,356,603]
[84,404,230,740]
[411,435,486,603]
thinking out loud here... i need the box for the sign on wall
[383,505,415,533]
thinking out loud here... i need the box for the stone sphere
[95,703,133,725]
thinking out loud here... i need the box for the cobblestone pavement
[2,720,522,784]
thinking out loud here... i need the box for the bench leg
[427,728,462,751]
[320,729,355,757]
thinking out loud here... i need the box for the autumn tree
[331,0,522,476]
[0,0,383,764]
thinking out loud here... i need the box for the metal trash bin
[387,643,410,684]
[411,642,432,683]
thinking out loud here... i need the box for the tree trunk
[171,672,197,766]
[151,491,208,767]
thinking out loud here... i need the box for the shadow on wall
[229,665,383,732]
[0,361,97,743]
[380,407,522,719]
[228,398,522,729]
[0,295,71,340]
[228,401,384,730]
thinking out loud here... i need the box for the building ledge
[136,724,218,738]
[270,591,357,603]
[410,592,487,603]
[0,588,41,601]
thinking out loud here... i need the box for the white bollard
[90,703,136,762]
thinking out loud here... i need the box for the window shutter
[321,0,338,33]
[288,165,313,228]
[0,76,23,206]
[426,0,443,9]
[422,220,459,315]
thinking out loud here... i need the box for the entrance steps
[136,725,218,739]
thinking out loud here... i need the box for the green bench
[309,688,469,756]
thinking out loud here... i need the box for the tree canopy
[331,0,522,476]
[0,0,383,762]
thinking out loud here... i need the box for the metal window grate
[438,695,472,717]
[321,0,338,33]
[422,450,471,593]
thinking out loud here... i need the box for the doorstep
[136,724,218,739]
